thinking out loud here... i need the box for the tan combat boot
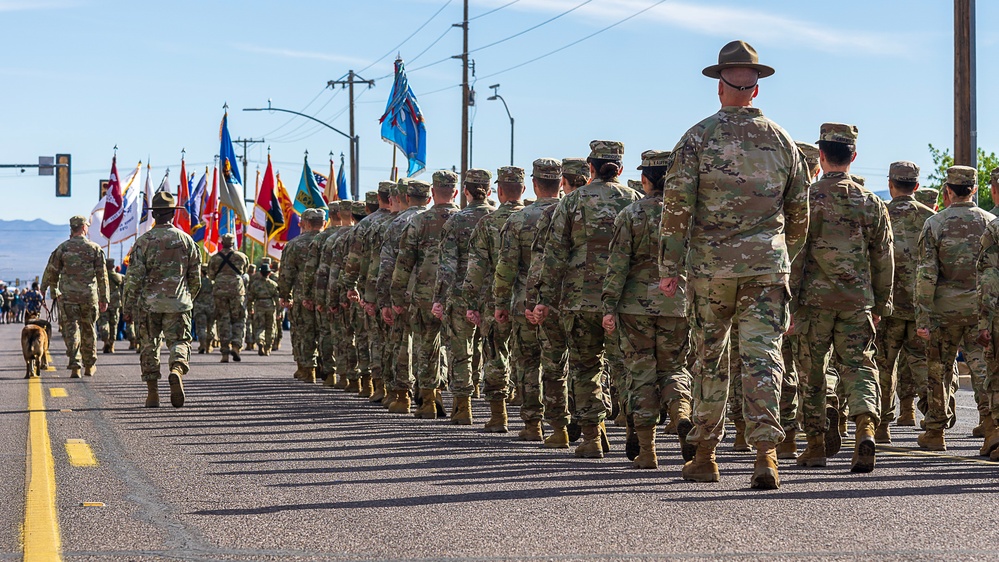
[732,419,750,452]
[301,367,317,384]
[414,389,438,419]
[776,430,798,460]
[796,435,826,467]
[102,343,110,354]
[220,348,230,363]
[896,397,916,426]
[230,343,241,363]
[452,396,473,425]
[387,390,412,414]
[70,367,82,379]
[978,418,999,456]
[84,366,96,377]
[145,380,160,408]
[108,343,116,354]
[519,420,544,441]
[633,427,658,469]
[825,406,842,457]
[323,372,338,388]
[370,378,386,402]
[838,410,848,437]
[334,375,350,390]
[751,442,780,489]
[257,344,265,356]
[345,377,361,393]
[544,425,570,449]
[852,414,877,473]
[574,424,604,459]
[874,422,892,444]
[168,369,185,408]
[917,428,946,451]
[681,440,720,482]
[670,400,696,462]
[483,400,509,433]
[599,421,611,454]
[972,413,987,438]
[359,375,373,398]
[613,405,628,428]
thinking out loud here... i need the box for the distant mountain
[0,219,68,286]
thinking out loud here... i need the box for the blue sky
[1,0,996,224]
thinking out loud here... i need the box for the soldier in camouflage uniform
[193,264,215,354]
[532,140,641,458]
[100,258,124,353]
[463,167,525,433]
[433,170,495,423]
[392,172,459,419]
[326,203,365,391]
[244,264,256,351]
[790,124,893,473]
[349,197,379,397]
[41,215,110,378]
[311,202,344,384]
[915,166,994,451]
[270,260,283,351]
[975,166,999,460]
[495,159,563,441]
[658,42,810,489]
[249,259,280,354]
[122,192,201,408]
[603,150,694,469]
[208,233,249,362]
[279,207,327,383]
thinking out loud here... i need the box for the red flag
[100,155,124,239]
[324,156,338,202]
[203,165,220,254]
[174,157,191,233]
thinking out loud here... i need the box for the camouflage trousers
[481,311,513,401]
[619,313,692,428]
[193,306,214,351]
[984,321,999,424]
[965,346,989,418]
[367,309,386,381]
[317,309,338,379]
[539,309,570,429]
[245,308,254,346]
[61,303,98,370]
[874,317,926,423]
[726,329,799,433]
[410,305,443,390]
[604,326,626,412]
[797,306,881,436]
[253,306,276,349]
[511,316,543,423]
[335,308,359,380]
[688,274,787,446]
[273,309,283,345]
[445,305,477,398]
[137,310,192,381]
[924,325,983,430]
[564,310,611,426]
[213,295,245,347]
[388,308,413,392]
[289,303,318,369]
[353,306,371,380]
[98,306,121,346]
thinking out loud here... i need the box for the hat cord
[720,74,758,91]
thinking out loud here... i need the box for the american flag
[313,170,329,202]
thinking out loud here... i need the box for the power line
[357,0,454,74]
[409,26,454,64]
[468,0,521,21]
[267,89,345,142]
[468,0,592,55]
[479,0,669,80]
[260,85,336,138]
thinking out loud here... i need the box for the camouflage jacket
[312,226,344,308]
[122,224,201,313]
[977,218,999,330]
[107,266,124,310]
[341,209,391,298]
[915,201,995,328]
[376,205,428,308]
[603,193,686,317]
[392,202,460,308]
[41,235,109,307]
[352,210,397,303]
[494,197,558,314]
[248,274,279,311]
[462,200,525,312]
[277,230,319,301]
[525,201,561,310]
[790,172,894,315]
[434,200,492,307]
[885,195,936,321]
[659,106,810,280]
[208,249,249,296]
[193,275,213,312]
[328,225,358,309]
[538,179,640,312]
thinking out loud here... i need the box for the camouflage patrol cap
[407,179,432,198]
[337,201,353,215]
[329,201,343,214]
[991,166,999,184]
[562,158,588,177]
[496,166,525,184]
[69,215,89,228]
[377,181,395,195]
[351,200,368,215]
[432,170,459,188]
[221,233,236,247]
[914,188,939,207]
[589,140,624,160]
[365,191,378,205]
[532,158,562,180]
[524,198,535,205]
[636,150,672,170]
[261,257,271,265]
[393,178,410,197]
[259,262,270,274]
[946,165,977,187]
[889,161,920,182]
[817,123,859,145]
[301,208,327,222]
[851,174,866,186]
[795,142,820,169]
[465,168,492,185]
[627,179,643,191]
[248,263,256,272]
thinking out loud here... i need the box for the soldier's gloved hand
[531,304,550,325]
[99,302,108,313]
[916,327,930,341]
[602,314,616,334]
[393,305,406,315]
[382,307,395,325]
[466,310,481,327]
[659,277,679,298]
[347,289,360,303]
[978,329,991,348]
[431,302,444,321]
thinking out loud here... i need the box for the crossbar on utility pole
[328,71,375,201]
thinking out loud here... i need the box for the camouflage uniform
[248,268,279,351]
[660,107,810,448]
[270,262,283,350]
[41,218,109,372]
[978,206,999,434]
[207,237,250,351]
[358,190,400,395]
[310,205,343,380]
[342,201,373,388]
[99,259,124,351]
[325,210,360,384]
[193,270,214,352]
[278,209,324,372]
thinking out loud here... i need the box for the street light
[487,84,514,166]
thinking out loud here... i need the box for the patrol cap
[327,201,341,214]
[627,179,643,191]
[69,215,90,228]
[432,170,459,188]
[301,208,327,222]
[817,123,859,145]
[407,179,432,198]
[365,191,378,205]
[889,161,920,182]
[221,233,236,247]
[260,257,271,265]
[465,168,492,185]
[377,181,395,195]
[532,158,562,180]
[391,178,408,197]
[589,140,624,160]
[991,166,999,184]
[914,188,939,207]
[562,158,588,177]
[636,150,671,170]
[351,200,368,215]
[496,166,525,184]
[851,174,866,186]
[946,165,977,187]
[795,142,819,169]
[337,201,353,215]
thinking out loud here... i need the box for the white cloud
[233,44,371,66]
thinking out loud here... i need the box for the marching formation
[36,40,999,492]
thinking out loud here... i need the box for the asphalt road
[1,323,997,561]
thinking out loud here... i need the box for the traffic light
[55,153,71,197]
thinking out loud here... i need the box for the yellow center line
[23,377,62,561]
[64,440,97,467]
[48,388,67,398]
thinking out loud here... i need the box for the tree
[927,144,999,210]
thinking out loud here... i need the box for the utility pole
[328,71,374,200]
[233,137,264,203]
[454,0,469,207]
[954,0,976,169]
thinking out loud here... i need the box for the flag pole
[391,146,398,181]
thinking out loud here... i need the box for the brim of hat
[149,205,182,210]
[701,62,775,79]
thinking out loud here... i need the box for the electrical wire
[409,26,454,64]
[468,0,521,21]
[357,0,454,74]
[259,85,335,138]
[468,0,592,54]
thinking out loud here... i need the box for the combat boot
[323,372,338,388]
[732,419,750,452]
[670,400,696,462]
[633,427,658,469]
[613,408,627,428]
[102,343,110,354]
[293,366,303,380]
[108,342,115,354]
[972,413,987,438]
[519,420,544,441]
[574,424,604,459]
[272,341,280,351]
[84,366,96,377]
[472,383,481,399]
[334,375,350,390]
[220,348,230,363]
[359,375,373,398]
[897,397,916,426]
[979,422,999,456]
[917,428,946,451]
[875,422,892,444]
[370,378,386,402]
[414,389,438,419]
[751,442,780,489]
[625,422,640,461]
[257,344,265,356]
[168,369,185,408]
[301,367,316,384]
[198,345,206,354]
[796,435,826,467]
[452,396,473,425]
[387,389,411,414]
[345,377,361,393]
[838,410,848,437]
[825,406,842,457]
[852,414,877,473]
[508,386,522,406]
[598,421,611,454]
[145,380,160,408]
[484,400,509,433]
[776,430,798,460]
[544,425,570,449]
[681,440,720,482]
[230,344,241,363]
[70,367,82,379]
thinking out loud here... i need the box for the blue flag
[380,58,426,177]
[189,172,207,242]
[337,153,348,201]
[219,112,248,223]
[293,153,328,214]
